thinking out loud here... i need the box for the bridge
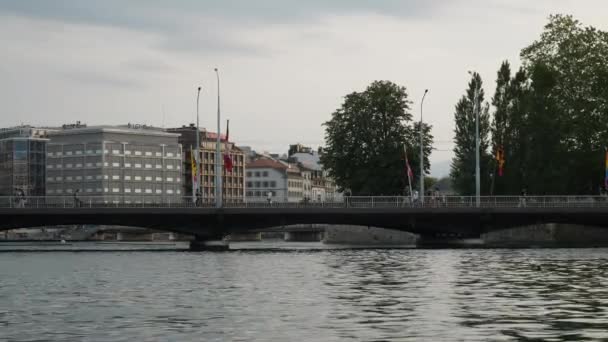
[1,196,607,249]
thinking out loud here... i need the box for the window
[104,188,109,193]
[145,151,152,156]
[86,163,92,167]
[145,176,152,181]
[66,151,73,156]
[145,164,152,169]
[95,149,102,155]
[155,177,162,182]
[246,171,252,177]
[255,191,261,197]
[112,175,120,180]
[103,175,109,180]
[47,152,53,157]
[176,178,181,182]
[125,176,131,181]
[66,164,73,168]
[47,165,53,169]
[247,182,252,188]
[167,189,174,194]
[75,150,82,155]
[177,190,181,194]
[48,189,55,194]
[86,176,92,180]
[155,152,162,157]
[145,189,152,194]
[56,189,63,194]
[47,177,53,181]
[112,188,120,193]
[262,171,268,177]
[135,163,142,168]
[76,163,82,168]
[270,181,276,187]
[56,164,62,168]
[255,181,260,188]
[156,189,162,194]
[156,164,162,169]
[86,150,94,155]
[167,165,174,170]
[96,162,102,167]
[96,188,102,192]
[135,189,142,193]
[167,177,174,182]
[76,176,82,180]
[103,162,108,167]
[125,150,131,155]
[125,188,131,193]
[263,181,268,188]
[56,176,63,181]
[246,191,252,196]
[125,163,131,168]
[96,175,102,180]
[86,188,92,193]
[135,176,142,181]
[255,172,260,177]
[112,162,120,167]
[166,152,174,157]
[135,151,142,156]
[112,150,120,155]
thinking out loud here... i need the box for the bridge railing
[1,195,607,209]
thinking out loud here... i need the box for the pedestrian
[195,189,202,207]
[73,189,81,208]
[519,188,527,208]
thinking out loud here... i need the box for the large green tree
[450,72,492,195]
[321,81,433,195]
[490,15,608,195]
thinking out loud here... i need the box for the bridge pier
[189,236,229,251]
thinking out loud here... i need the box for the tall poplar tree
[450,72,492,195]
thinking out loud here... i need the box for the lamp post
[419,89,428,205]
[214,68,222,208]
[468,71,481,208]
[196,86,201,204]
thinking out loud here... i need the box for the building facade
[0,126,50,196]
[167,125,245,203]
[45,125,183,203]
[245,158,287,202]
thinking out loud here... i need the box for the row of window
[47,188,182,194]
[246,191,277,197]
[47,162,180,170]
[246,171,269,178]
[48,150,177,157]
[246,181,277,188]
[47,175,181,182]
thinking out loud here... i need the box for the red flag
[405,150,413,180]
[223,119,233,172]
[496,146,505,177]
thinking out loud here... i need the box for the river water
[2,247,608,341]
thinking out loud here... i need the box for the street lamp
[196,86,201,204]
[420,89,428,205]
[214,68,222,208]
[468,71,481,208]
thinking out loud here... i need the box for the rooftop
[246,158,288,170]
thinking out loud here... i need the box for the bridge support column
[189,236,229,251]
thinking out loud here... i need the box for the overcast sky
[1,0,606,176]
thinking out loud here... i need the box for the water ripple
[2,249,608,341]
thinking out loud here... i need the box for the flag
[496,146,505,177]
[190,147,199,202]
[223,119,233,172]
[404,145,413,198]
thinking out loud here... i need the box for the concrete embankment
[323,225,417,246]
[483,224,608,247]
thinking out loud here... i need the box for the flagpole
[404,145,413,203]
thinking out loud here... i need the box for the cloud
[59,69,142,89]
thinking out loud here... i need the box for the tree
[450,72,492,195]
[322,80,433,195]
[519,14,608,194]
